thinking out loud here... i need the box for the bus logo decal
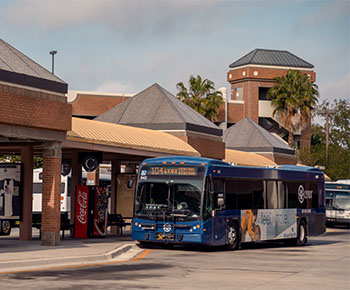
[163,223,171,232]
[298,185,305,203]
[298,185,313,204]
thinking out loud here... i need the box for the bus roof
[141,156,228,166]
[141,156,323,174]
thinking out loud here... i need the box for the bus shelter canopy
[67,117,200,157]
[224,149,277,167]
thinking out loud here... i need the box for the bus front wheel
[226,223,240,250]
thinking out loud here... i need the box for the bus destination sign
[145,166,198,176]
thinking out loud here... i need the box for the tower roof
[229,48,314,69]
[0,39,67,94]
[223,118,294,155]
[95,83,222,136]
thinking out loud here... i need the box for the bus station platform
[0,229,142,273]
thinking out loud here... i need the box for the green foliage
[176,75,223,122]
[0,155,43,169]
[296,99,350,180]
[0,155,21,163]
[267,70,319,146]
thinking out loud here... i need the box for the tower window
[259,87,271,100]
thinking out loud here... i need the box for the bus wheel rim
[300,224,305,242]
[228,227,236,245]
[2,221,10,233]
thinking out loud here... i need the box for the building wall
[171,132,225,160]
[258,152,296,165]
[227,66,315,85]
[71,94,132,118]
[0,83,71,132]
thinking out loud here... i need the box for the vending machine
[74,185,108,238]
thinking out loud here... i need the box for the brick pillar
[41,141,62,246]
[20,145,33,240]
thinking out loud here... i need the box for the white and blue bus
[325,181,350,227]
[132,156,326,249]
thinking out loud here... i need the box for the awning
[67,117,200,156]
[224,149,276,167]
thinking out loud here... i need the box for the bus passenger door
[211,178,226,245]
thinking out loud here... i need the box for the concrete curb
[0,243,143,273]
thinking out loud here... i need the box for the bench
[32,212,73,239]
[107,214,131,235]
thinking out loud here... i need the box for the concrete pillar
[110,160,120,235]
[19,145,33,241]
[70,150,82,237]
[41,141,62,246]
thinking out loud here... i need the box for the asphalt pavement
[0,228,142,273]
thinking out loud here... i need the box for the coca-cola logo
[77,189,88,224]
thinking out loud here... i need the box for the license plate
[155,232,175,241]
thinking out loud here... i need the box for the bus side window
[266,181,278,209]
[212,178,224,210]
[236,181,252,209]
[252,181,264,209]
[287,182,306,208]
[225,180,237,210]
[309,182,319,208]
[278,181,286,209]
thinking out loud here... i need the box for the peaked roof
[0,39,67,94]
[223,118,294,155]
[229,49,314,69]
[95,83,222,136]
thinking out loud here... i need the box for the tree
[0,155,43,169]
[266,70,319,146]
[296,99,350,180]
[176,75,223,122]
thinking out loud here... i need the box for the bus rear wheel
[226,223,240,250]
[296,220,307,246]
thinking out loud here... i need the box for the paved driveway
[0,227,349,290]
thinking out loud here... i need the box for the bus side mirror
[217,193,224,209]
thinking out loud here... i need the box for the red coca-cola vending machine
[75,185,108,238]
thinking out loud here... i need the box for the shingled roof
[0,39,67,93]
[229,48,314,69]
[224,118,294,155]
[95,83,222,136]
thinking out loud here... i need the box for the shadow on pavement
[0,231,133,254]
[5,262,173,282]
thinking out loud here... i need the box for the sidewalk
[0,228,143,273]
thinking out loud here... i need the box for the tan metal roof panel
[224,149,276,167]
[68,117,200,156]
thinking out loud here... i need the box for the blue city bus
[131,156,326,249]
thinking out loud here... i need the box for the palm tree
[176,75,223,122]
[266,70,319,146]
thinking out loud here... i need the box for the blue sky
[0,0,349,102]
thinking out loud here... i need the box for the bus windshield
[333,193,350,210]
[135,180,203,218]
[135,165,205,219]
